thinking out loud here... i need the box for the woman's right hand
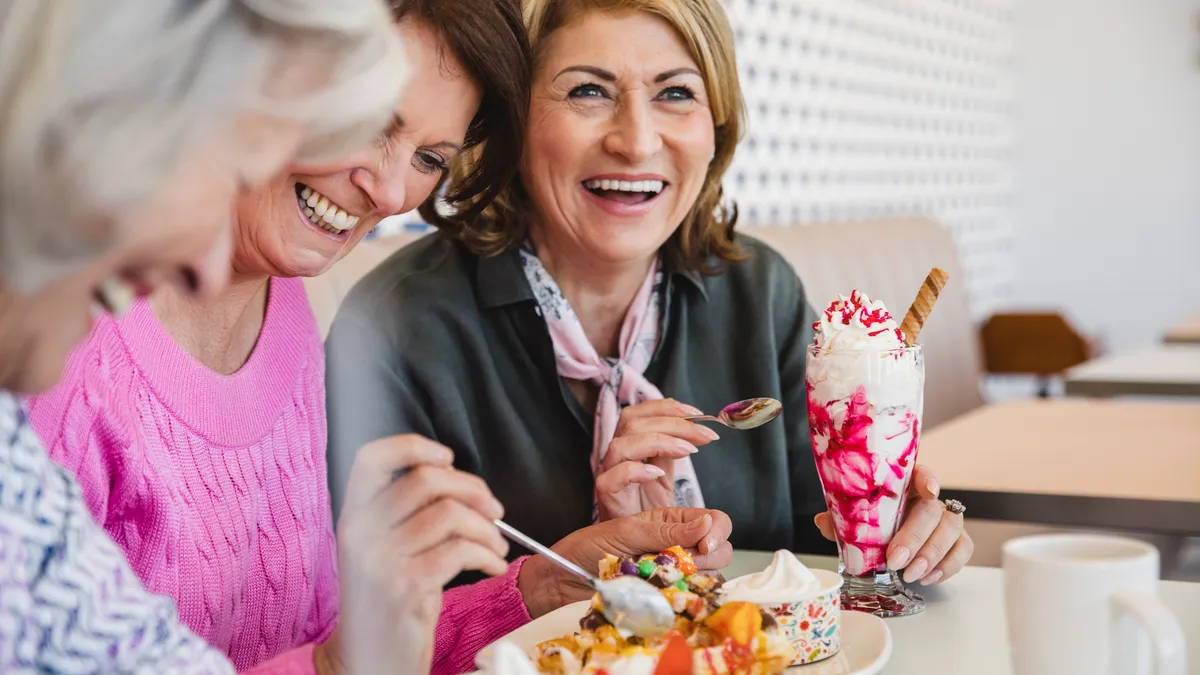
[595,399,720,520]
[315,435,509,675]
[517,507,735,619]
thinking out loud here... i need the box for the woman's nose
[351,153,410,217]
[603,100,662,165]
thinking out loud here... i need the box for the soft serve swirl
[812,290,906,354]
[719,550,821,604]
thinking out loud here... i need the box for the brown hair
[387,0,531,227]
[438,0,746,273]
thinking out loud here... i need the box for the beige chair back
[743,219,984,429]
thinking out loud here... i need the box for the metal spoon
[493,520,676,637]
[684,397,783,430]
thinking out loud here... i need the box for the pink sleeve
[242,644,316,675]
[301,475,340,645]
[25,353,123,525]
[431,557,533,675]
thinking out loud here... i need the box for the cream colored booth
[304,218,984,430]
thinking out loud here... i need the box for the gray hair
[0,0,407,291]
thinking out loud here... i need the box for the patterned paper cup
[756,569,844,666]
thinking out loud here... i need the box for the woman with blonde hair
[0,0,499,672]
[328,1,974,666]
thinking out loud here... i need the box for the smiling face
[522,10,715,268]
[231,18,483,278]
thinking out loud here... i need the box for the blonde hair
[0,0,407,291]
[441,0,746,273]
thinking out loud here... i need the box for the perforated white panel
[723,0,1015,316]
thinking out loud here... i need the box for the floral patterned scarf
[520,248,705,521]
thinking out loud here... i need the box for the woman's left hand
[814,464,973,585]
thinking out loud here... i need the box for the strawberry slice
[654,633,693,675]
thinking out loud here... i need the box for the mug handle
[1112,591,1187,675]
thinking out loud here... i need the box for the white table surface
[723,551,1200,675]
[1065,345,1200,397]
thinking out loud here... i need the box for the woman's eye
[658,86,696,102]
[568,83,608,99]
[413,152,447,174]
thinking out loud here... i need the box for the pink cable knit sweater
[26,277,531,673]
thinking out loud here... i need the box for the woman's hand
[595,400,720,520]
[814,464,973,585]
[518,507,734,619]
[315,436,509,675]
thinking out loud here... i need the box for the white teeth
[95,276,135,316]
[583,179,665,194]
[296,183,359,232]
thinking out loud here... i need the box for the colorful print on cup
[763,585,841,665]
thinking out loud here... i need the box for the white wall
[1011,0,1200,351]
[726,0,1016,318]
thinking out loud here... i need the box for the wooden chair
[979,312,1101,397]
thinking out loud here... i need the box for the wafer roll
[899,268,949,347]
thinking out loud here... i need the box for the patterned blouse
[0,390,232,674]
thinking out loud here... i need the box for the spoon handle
[683,415,720,423]
[494,520,593,581]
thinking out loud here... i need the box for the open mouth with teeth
[295,183,360,235]
[582,178,666,204]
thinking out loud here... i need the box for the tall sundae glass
[805,288,933,617]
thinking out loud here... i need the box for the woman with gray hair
[0,0,506,672]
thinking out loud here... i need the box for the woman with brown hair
[327,0,974,650]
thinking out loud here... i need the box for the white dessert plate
[472,603,891,675]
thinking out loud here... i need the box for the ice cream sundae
[720,550,843,665]
[806,289,927,617]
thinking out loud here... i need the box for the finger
[921,532,974,585]
[908,464,940,500]
[886,497,944,570]
[395,498,509,560]
[813,512,836,541]
[594,461,669,497]
[616,399,706,425]
[378,465,505,526]
[410,539,510,588]
[692,539,734,571]
[903,509,964,583]
[604,432,702,471]
[617,416,721,449]
[696,510,733,556]
[345,435,454,512]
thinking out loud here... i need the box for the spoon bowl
[493,520,676,638]
[685,397,782,430]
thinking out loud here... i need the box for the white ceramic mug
[1003,534,1186,675]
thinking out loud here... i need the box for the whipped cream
[812,290,906,354]
[477,641,541,675]
[720,550,820,604]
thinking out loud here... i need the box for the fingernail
[926,477,940,498]
[920,570,943,586]
[698,426,720,441]
[904,558,928,583]
[706,536,717,552]
[674,439,699,454]
[645,465,666,477]
[888,546,911,569]
[679,404,704,416]
[490,498,505,517]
